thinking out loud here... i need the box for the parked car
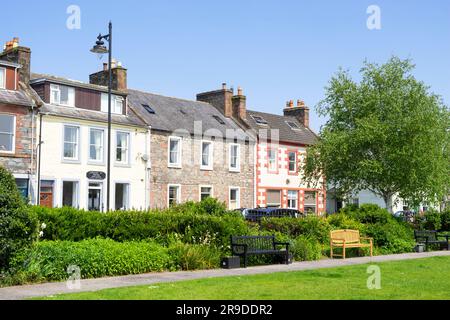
[234,208,250,218]
[394,210,416,222]
[245,208,302,222]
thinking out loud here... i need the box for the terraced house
[128,86,256,209]
[30,62,150,211]
[0,38,40,202]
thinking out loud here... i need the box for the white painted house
[31,69,151,212]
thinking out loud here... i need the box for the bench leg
[370,244,373,257]
[244,255,248,268]
[330,244,334,259]
[343,246,346,259]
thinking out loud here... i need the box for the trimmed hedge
[33,206,251,249]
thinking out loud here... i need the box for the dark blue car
[244,207,302,222]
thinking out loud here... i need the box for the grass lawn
[39,256,450,300]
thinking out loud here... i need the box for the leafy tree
[303,57,450,212]
[0,166,38,270]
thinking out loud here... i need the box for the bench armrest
[360,237,373,241]
[436,234,450,241]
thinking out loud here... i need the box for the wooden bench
[330,229,373,259]
[414,230,449,251]
[231,235,290,268]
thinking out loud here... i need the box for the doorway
[88,182,103,212]
[40,180,54,208]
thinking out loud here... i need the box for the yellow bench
[330,229,373,259]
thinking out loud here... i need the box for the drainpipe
[30,105,36,204]
[36,112,45,206]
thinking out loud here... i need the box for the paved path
[1,251,449,300]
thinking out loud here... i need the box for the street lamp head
[90,38,109,54]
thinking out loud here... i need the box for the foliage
[33,206,250,249]
[168,242,221,271]
[290,236,323,262]
[327,213,366,232]
[0,166,38,270]
[441,210,450,231]
[170,198,231,216]
[8,239,173,283]
[303,56,450,211]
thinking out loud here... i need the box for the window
[229,187,240,210]
[0,67,5,89]
[286,121,300,130]
[304,192,317,214]
[88,182,103,211]
[142,104,155,114]
[287,191,298,209]
[89,128,104,162]
[0,114,15,153]
[168,185,180,207]
[268,148,277,172]
[115,183,130,210]
[101,93,124,114]
[251,115,268,125]
[116,131,130,164]
[201,141,213,170]
[200,186,213,201]
[229,143,240,172]
[15,179,29,201]
[213,115,225,125]
[266,190,281,208]
[62,181,79,208]
[50,84,75,106]
[168,136,182,167]
[63,125,79,160]
[288,151,297,172]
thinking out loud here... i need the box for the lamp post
[90,22,112,212]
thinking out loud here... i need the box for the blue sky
[1,0,449,132]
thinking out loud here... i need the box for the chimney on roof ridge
[89,60,127,91]
[0,37,31,84]
[232,86,246,120]
[284,98,310,128]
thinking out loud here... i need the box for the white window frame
[288,151,297,173]
[0,114,15,154]
[229,186,241,210]
[88,127,105,164]
[115,130,131,166]
[199,185,213,202]
[87,180,105,212]
[61,179,80,208]
[101,93,124,115]
[268,148,278,172]
[229,143,241,172]
[168,136,182,168]
[0,67,5,89]
[200,140,213,170]
[167,184,181,207]
[50,84,75,107]
[62,124,80,162]
[287,190,298,209]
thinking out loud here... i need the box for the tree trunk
[383,194,394,213]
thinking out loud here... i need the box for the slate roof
[246,110,318,146]
[0,89,33,107]
[39,103,146,127]
[127,89,255,141]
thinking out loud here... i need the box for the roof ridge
[128,88,211,106]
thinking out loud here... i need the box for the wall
[150,131,255,209]
[38,115,150,211]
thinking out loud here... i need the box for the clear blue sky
[2,0,449,132]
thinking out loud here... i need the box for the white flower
[39,231,44,238]
[41,223,47,230]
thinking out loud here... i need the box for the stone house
[0,38,40,202]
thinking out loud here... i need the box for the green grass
[38,256,450,300]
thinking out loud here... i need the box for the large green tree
[304,57,450,212]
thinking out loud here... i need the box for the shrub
[327,213,366,232]
[170,198,230,216]
[441,210,450,231]
[0,166,38,270]
[342,204,392,224]
[290,236,323,261]
[33,207,250,249]
[420,210,442,231]
[168,242,221,270]
[9,238,173,283]
[260,216,331,243]
[365,223,415,254]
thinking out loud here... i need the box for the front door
[40,180,54,208]
[88,182,103,211]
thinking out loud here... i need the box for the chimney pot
[289,100,294,108]
[237,87,243,96]
[103,63,108,71]
[222,83,227,90]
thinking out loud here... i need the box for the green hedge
[33,206,251,249]
[8,238,222,284]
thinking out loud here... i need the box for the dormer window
[0,68,6,89]
[101,93,124,115]
[50,84,75,107]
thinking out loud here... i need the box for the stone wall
[0,103,34,174]
[150,131,255,209]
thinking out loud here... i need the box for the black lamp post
[90,22,112,212]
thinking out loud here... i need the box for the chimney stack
[283,99,310,128]
[232,86,247,120]
[0,37,31,84]
[89,60,127,91]
[197,83,234,118]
